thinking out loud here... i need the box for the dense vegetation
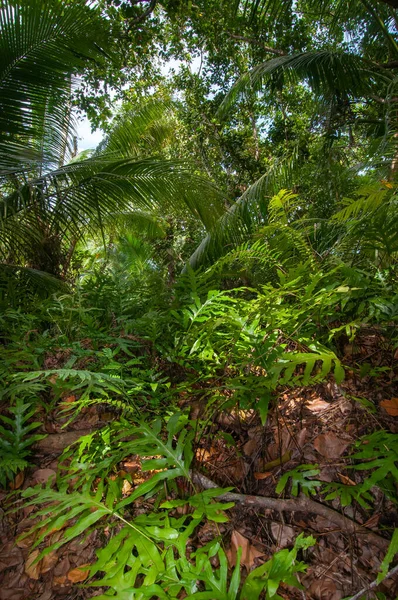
[0,1,397,598]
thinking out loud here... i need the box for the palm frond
[187,151,300,268]
[217,51,387,120]
[97,101,175,158]
[0,156,224,263]
[0,0,110,174]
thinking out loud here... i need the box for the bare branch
[192,471,389,552]
[349,564,398,600]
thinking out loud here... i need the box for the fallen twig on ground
[191,471,389,551]
[348,563,398,600]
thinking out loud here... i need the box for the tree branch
[127,0,157,28]
[348,563,398,600]
[192,471,389,552]
[227,33,286,56]
[380,60,398,69]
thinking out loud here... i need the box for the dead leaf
[53,575,68,587]
[272,426,292,454]
[0,589,26,600]
[254,471,272,480]
[380,398,398,416]
[242,438,258,457]
[270,523,296,548]
[307,578,342,600]
[306,399,331,413]
[67,563,90,583]
[16,530,38,549]
[314,433,350,459]
[122,479,132,494]
[31,468,56,485]
[53,556,70,578]
[338,473,355,486]
[338,398,352,416]
[40,550,58,574]
[296,428,308,448]
[9,471,24,490]
[0,543,23,571]
[62,395,76,404]
[25,550,41,580]
[227,531,264,571]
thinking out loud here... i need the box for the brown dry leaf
[25,550,41,580]
[0,543,23,571]
[122,479,132,494]
[49,530,66,545]
[307,578,342,600]
[31,468,56,485]
[40,550,58,574]
[67,563,90,583]
[314,433,350,459]
[242,438,258,457]
[254,471,272,480]
[338,473,355,486]
[0,589,26,600]
[270,523,296,548]
[62,394,76,404]
[53,575,68,587]
[9,470,24,490]
[296,428,308,448]
[306,399,331,413]
[16,529,38,549]
[380,398,398,416]
[53,556,70,578]
[273,427,291,454]
[227,531,264,571]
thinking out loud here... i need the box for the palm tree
[0,0,224,286]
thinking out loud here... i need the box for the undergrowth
[1,189,398,598]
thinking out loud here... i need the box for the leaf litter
[0,329,397,599]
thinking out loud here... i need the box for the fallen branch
[192,471,388,551]
[34,429,99,453]
[349,563,398,600]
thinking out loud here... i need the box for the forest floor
[0,327,397,600]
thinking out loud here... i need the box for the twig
[191,471,389,551]
[348,563,398,600]
[126,0,157,30]
[227,33,286,56]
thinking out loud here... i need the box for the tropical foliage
[0,0,397,599]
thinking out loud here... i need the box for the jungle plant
[18,414,315,599]
[0,398,45,487]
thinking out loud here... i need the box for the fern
[0,398,45,487]
[0,455,29,487]
[332,184,392,222]
[321,482,373,509]
[349,431,398,502]
[276,465,322,497]
[241,533,315,600]
[162,488,235,523]
[18,415,241,599]
[270,347,345,387]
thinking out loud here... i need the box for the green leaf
[377,529,398,584]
